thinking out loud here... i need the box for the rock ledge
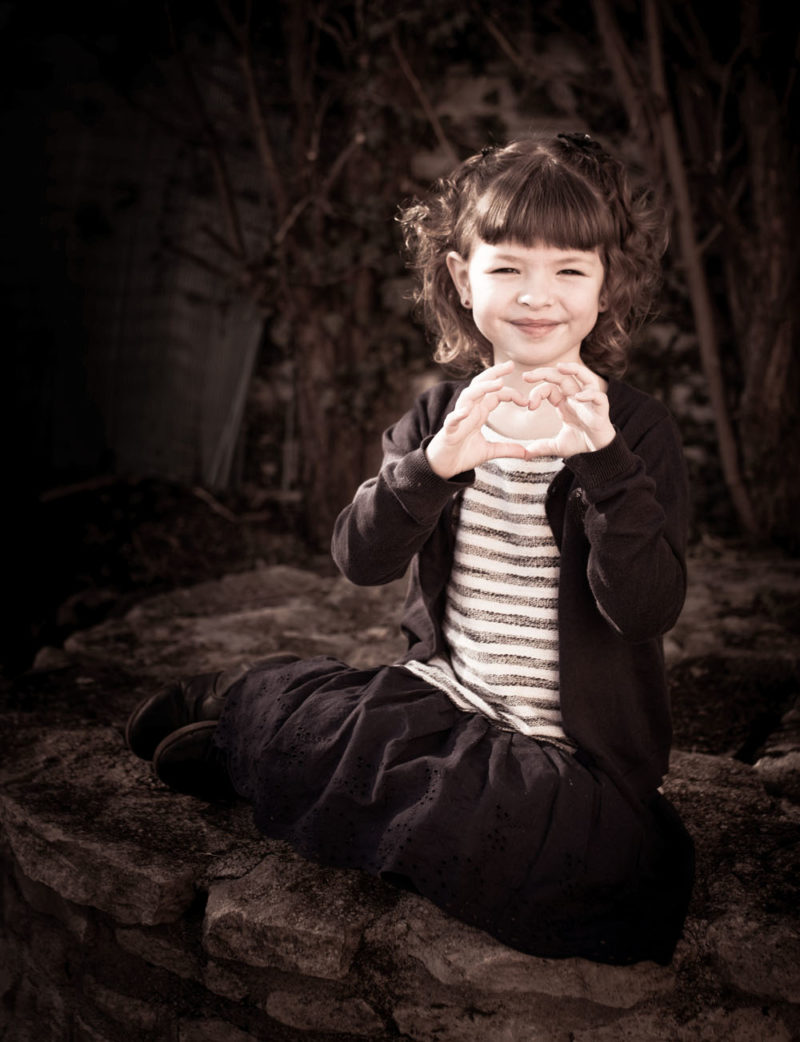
[2,554,800,1041]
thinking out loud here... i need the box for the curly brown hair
[398,133,668,377]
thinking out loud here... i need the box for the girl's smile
[447,240,606,376]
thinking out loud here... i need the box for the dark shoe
[153,721,237,801]
[125,665,248,761]
[125,653,300,761]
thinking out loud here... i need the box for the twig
[390,33,458,165]
[273,130,366,246]
[591,0,652,147]
[696,221,723,255]
[643,0,756,535]
[200,223,247,260]
[217,0,289,222]
[162,239,236,282]
[480,11,526,73]
[39,475,120,503]
[712,40,747,171]
[192,486,240,523]
[166,5,249,260]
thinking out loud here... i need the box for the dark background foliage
[2,0,798,673]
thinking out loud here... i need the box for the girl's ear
[446,251,470,305]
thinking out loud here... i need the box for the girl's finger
[523,367,582,397]
[556,361,604,388]
[524,437,560,459]
[526,382,554,409]
[571,387,607,406]
[465,381,527,408]
[486,441,528,462]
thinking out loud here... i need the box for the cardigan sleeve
[331,385,472,586]
[564,407,689,642]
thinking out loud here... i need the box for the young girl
[126,132,694,966]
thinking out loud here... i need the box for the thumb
[524,438,561,459]
[486,441,529,462]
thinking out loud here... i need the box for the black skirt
[214,655,693,965]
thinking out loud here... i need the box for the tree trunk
[729,68,800,546]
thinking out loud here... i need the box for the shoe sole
[152,721,235,802]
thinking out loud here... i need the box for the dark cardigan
[331,377,689,799]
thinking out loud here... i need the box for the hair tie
[556,132,607,159]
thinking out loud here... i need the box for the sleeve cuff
[563,431,638,489]
[385,440,474,519]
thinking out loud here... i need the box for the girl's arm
[521,362,688,642]
[566,409,689,643]
[331,385,472,586]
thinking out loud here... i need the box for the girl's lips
[510,319,560,334]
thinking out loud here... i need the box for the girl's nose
[517,279,553,307]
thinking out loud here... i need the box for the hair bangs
[472,161,615,253]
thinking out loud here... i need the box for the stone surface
[0,724,261,925]
[115,925,203,981]
[178,1021,262,1042]
[572,1007,796,1042]
[203,848,392,979]
[63,565,408,677]
[755,695,800,801]
[707,913,800,1003]
[265,989,385,1035]
[3,549,800,1041]
[83,975,161,1032]
[393,891,674,1007]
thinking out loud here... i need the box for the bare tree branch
[480,11,526,72]
[643,0,756,534]
[390,33,458,165]
[162,239,237,282]
[216,0,290,223]
[167,7,248,260]
[590,0,657,165]
[274,130,366,246]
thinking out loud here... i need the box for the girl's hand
[426,361,529,479]
[522,362,616,459]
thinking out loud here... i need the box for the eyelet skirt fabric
[214,655,693,965]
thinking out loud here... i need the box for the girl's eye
[491,267,519,274]
[559,268,585,276]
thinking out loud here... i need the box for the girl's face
[447,239,606,373]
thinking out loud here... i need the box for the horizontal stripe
[445,604,558,639]
[404,658,571,746]
[451,544,560,571]
[405,448,569,743]
[472,481,555,506]
[457,519,556,551]
[461,488,550,521]
[446,641,559,668]
[477,463,558,485]
[452,563,561,588]
[446,599,558,628]
[448,576,559,603]
[441,626,560,656]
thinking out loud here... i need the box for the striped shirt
[406,428,574,749]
